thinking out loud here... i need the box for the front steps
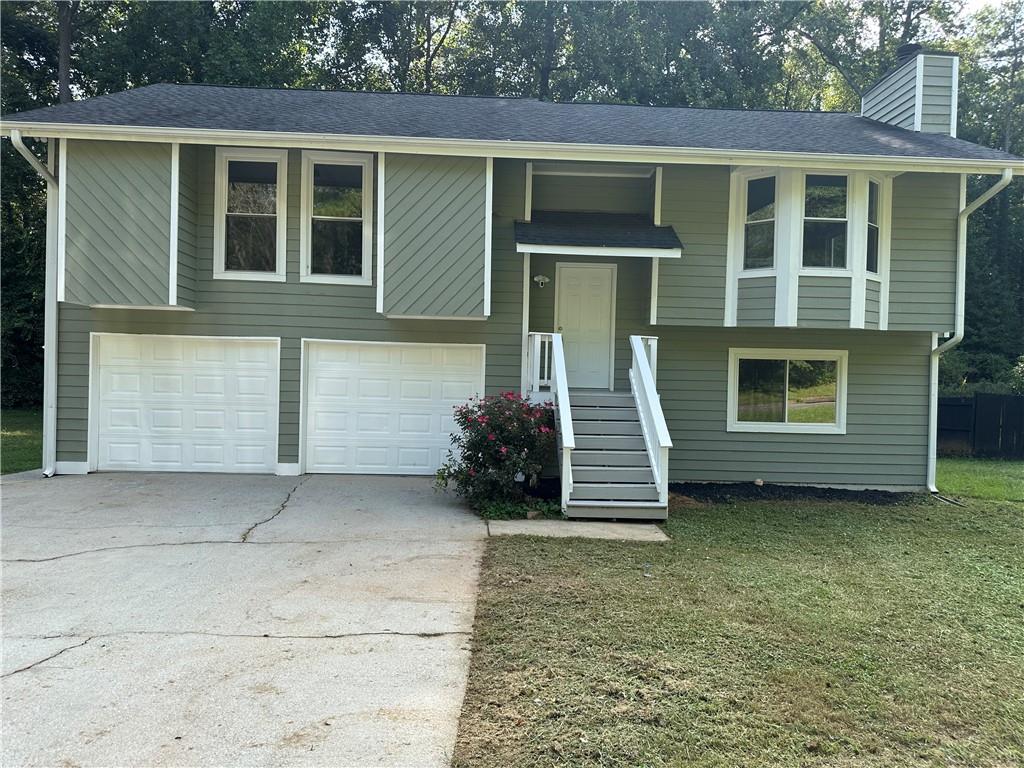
[560,390,668,521]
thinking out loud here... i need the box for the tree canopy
[2,0,1022,404]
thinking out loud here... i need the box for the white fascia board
[515,243,681,258]
[4,121,1021,175]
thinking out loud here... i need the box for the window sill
[299,274,372,286]
[738,268,777,278]
[799,268,852,277]
[213,271,287,283]
[727,421,846,435]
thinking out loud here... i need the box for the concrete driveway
[1,472,486,767]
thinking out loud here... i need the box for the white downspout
[11,130,59,476]
[927,167,1013,492]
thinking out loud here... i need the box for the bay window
[728,348,848,434]
[867,179,880,274]
[214,148,288,282]
[743,175,776,270]
[300,151,373,284]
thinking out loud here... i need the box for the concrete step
[573,420,643,436]
[564,500,668,521]
[571,406,638,422]
[571,482,660,502]
[574,435,646,450]
[573,466,654,483]
[571,449,650,467]
[569,392,635,408]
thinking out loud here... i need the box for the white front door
[303,341,485,474]
[555,263,616,389]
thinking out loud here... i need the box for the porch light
[533,274,550,288]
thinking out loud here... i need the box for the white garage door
[93,335,279,472]
[304,341,485,474]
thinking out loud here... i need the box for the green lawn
[937,457,1024,502]
[1,408,42,474]
[455,464,1024,767]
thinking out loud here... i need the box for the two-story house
[3,44,1020,520]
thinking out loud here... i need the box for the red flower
[500,446,508,455]
[488,433,496,441]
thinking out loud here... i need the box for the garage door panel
[95,336,279,473]
[305,341,483,475]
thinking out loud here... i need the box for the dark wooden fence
[938,393,1024,458]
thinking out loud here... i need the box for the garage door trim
[87,332,282,473]
[299,338,486,475]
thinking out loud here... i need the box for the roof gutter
[927,166,1014,492]
[2,120,1022,176]
[10,129,57,185]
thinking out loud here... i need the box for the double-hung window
[743,175,776,270]
[300,151,373,284]
[728,348,848,434]
[214,148,288,281]
[802,174,849,269]
[866,179,880,274]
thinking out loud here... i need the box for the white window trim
[213,147,288,283]
[299,150,373,285]
[800,171,851,273]
[727,348,848,435]
[726,166,781,325]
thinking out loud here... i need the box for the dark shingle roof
[515,212,683,250]
[2,83,1020,164]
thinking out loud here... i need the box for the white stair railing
[538,333,575,511]
[628,335,672,505]
[526,332,553,393]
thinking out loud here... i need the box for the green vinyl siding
[888,172,957,332]
[176,143,198,308]
[656,327,931,489]
[381,153,487,318]
[736,276,775,326]
[798,276,851,327]
[63,139,171,306]
[527,253,651,391]
[655,164,729,325]
[861,58,917,130]
[920,56,957,135]
[55,149,525,463]
[531,174,653,214]
[865,280,881,328]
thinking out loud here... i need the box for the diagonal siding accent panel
[383,154,487,317]
[64,139,171,306]
[176,144,198,308]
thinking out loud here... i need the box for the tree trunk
[537,2,557,101]
[57,1,77,103]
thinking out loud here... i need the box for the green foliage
[477,498,562,520]
[1,408,42,473]
[435,392,555,508]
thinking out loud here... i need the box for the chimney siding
[861,52,958,137]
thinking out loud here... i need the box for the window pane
[313,164,363,218]
[805,174,847,219]
[744,221,774,269]
[228,161,277,215]
[737,359,786,422]
[312,220,363,275]
[803,220,847,268]
[867,224,879,273]
[786,360,837,424]
[746,176,775,221]
[225,215,276,272]
[868,181,879,225]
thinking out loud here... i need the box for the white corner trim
[913,55,925,131]
[654,166,663,226]
[298,149,373,285]
[212,146,288,283]
[484,157,493,317]
[55,461,89,475]
[376,152,386,314]
[520,252,531,394]
[726,347,848,435]
[775,169,801,327]
[724,167,742,326]
[169,142,180,305]
[878,175,893,330]
[524,161,533,221]
[276,463,300,476]
[848,172,868,329]
[649,257,659,325]
[949,56,959,138]
[57,138,67,302]
[42,138,59,476]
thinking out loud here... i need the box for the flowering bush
[435,391,556,508]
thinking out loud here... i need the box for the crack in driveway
[241,477,308,542]
[2,637,95,678]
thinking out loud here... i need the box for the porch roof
[514,212,683,258]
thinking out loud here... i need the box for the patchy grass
[455,490,1023,767]
[937,457,1024,502]
[1,408,41,474]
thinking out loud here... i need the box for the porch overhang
[514,212,683,258]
